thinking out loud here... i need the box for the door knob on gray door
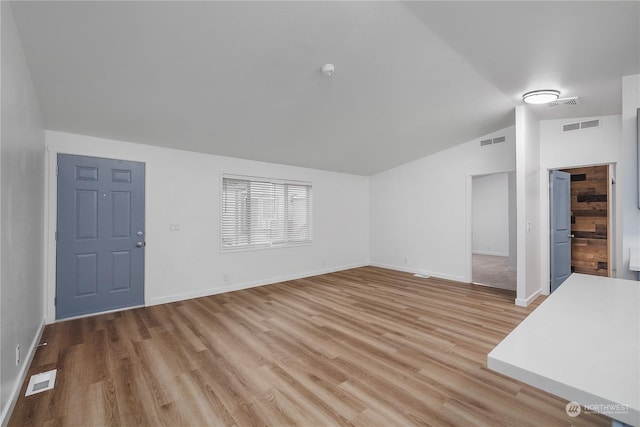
[136,241,144,247]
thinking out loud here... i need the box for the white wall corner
[465,175,473,283]
[515,105,543,303]
[515,289,541,307]
[0,319,46,427]
[620,75,640,280]
[369,262,468,284]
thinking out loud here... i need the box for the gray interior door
[56,154,145,319]
[550,170,572,292]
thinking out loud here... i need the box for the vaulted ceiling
[10,1,640,175]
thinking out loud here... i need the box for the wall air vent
[580,119,600,129]
[480,136,506,147]
[548,97,580,107]
[562,122,581,132]
[562,119,600,132]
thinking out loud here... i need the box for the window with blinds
[222,176,312,250]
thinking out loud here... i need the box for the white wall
[507,171,517,271]
[621,75,640,280]
[370,126,515,283]
[515,106,541,306]
[540,115,621,169]
[0,3,46,424]
[472,173,509,257]
[539,114,622,292]
[44,131,370,321]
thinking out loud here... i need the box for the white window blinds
[222,176,312,250]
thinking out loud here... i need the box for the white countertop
[488,273,640,426]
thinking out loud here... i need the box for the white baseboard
[515,289,541,307]
[1,318,46,427]
[472,250,509,257]
[369,262,467,283]
[146,262,369,306]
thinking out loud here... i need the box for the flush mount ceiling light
[522,89,561,105]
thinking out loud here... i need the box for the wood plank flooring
[9,266,608,426]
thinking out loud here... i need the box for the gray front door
[550,170,572,292]
[56,154,145,319]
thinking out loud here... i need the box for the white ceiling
[10,1,639,175]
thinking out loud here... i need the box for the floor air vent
[25,369,57,396]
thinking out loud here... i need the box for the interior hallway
[472,254,517,290]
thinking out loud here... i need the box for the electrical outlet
[16,345,20,366]
[403,258,408,265]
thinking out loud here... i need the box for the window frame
[220,174,313,253]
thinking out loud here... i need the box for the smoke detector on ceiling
[321,64,335,77]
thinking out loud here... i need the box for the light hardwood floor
[9,267,608,426]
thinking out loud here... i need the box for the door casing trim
[540,162,616,295]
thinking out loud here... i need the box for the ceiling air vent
[492,136,506,144]
[548,97,580,107]
[480,139,492,146]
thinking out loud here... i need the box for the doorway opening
[558,165,612,279]
[471,172,517,290]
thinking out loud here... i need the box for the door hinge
[54,297,57,306]
[55,231,57,241]
[56,165,59,175]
